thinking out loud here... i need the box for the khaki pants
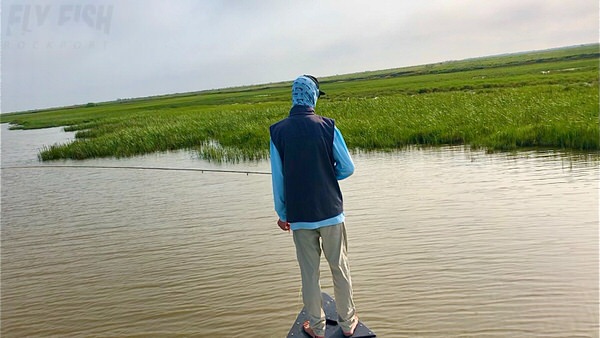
[293,222,357,336]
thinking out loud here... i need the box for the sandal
[302,320,325,338]
[342,316,359,337]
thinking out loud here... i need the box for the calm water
[1,123,598,337]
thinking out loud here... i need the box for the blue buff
[270,126,355,230]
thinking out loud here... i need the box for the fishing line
[0,165,272,175]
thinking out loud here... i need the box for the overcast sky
[1,0,598,113]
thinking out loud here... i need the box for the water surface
[1,124,598,337]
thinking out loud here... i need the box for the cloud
[1,0,598,113]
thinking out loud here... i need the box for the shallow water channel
[1,123,598,337]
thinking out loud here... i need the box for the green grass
[328,85,598,151]
[2,44,598,162]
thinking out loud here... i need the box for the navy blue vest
[270,105,344,223]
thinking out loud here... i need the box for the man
[269,75,358,338]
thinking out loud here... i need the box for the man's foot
[302,320,325,338]
[342,316,359,337]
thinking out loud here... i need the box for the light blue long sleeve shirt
[270,126,355,230]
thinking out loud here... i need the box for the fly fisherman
[269,75,358,338]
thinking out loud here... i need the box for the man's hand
[277,219,291,232]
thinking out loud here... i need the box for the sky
[1,0,598,113]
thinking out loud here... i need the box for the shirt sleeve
[270,139,287,221]
[332,126,355,180]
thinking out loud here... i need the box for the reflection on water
[1,125,598,337]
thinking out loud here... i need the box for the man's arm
[270,139,287,222]
[332,126,355,180]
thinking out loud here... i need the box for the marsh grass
[328,85,598,151]
[3,44,598,162]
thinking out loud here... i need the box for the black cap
[303,74,326,97]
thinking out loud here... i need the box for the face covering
[291,75,319,107]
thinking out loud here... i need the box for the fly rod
[0,165,272,175]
